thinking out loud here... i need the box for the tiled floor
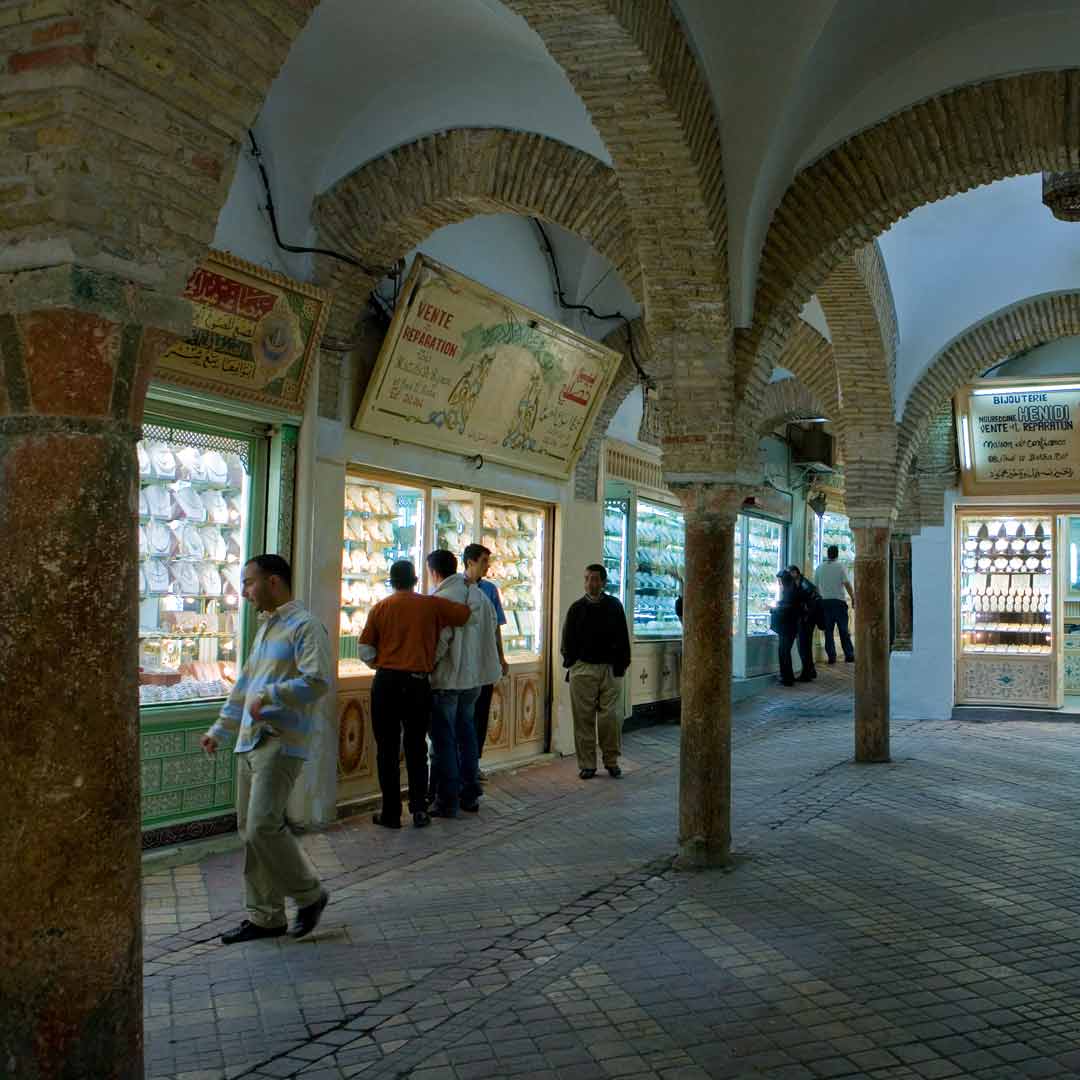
[143,668,1080,1079]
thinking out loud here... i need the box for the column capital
[668,479,757,520]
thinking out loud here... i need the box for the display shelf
[603,498,629,606]
[483,502,544,658]
[136,433,250,707]
[633,499,684,639]
[339,478,425,675]
[746,517,784,636]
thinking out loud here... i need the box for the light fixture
[959,415,972,471]
[1042,171,1080,222]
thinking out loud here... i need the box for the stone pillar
[891,533,913,652]
[852,523,892,762]
[0,266,187,1077]
[672,483,746,868]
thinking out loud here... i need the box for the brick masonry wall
[755,378,827,437]
[0,0,317,297]
[504,0,737,477]
[313,128,643,342]
[738,71,1080,447]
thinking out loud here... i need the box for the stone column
[0,266,187,1077]
[891,533,913,652]
[852,523,892,762]
[672,483,746,868]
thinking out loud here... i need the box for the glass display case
[733,513,743,635]
[746,517,785,636]
[813,511,855,570]
[433,492,476,559]
[137,426,251,707]
[482,500,545,658]
[339,476,425,676]
[633,499,684,639]
[958,515,1054,657]
[603,498,629,605]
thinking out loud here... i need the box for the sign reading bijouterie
[354,256,621,479]
[955,377,1080,495]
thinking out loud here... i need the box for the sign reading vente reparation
[955,377,1080,495]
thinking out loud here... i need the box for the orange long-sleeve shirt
[358,590,470,673]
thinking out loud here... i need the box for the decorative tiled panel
[957,657,1055,706]
[485,678,512,751]
[1065,652,1080,692]
[337,692,372,780]
[140,713,237,828]
[513,672,544,748]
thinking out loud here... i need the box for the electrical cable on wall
[531,218,652,387]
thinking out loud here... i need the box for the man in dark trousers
[358,559,470,829]
[561,564,632,779]
[788,565,820,682]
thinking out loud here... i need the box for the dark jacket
[772,580,801,634]
[793,577,823,628]
[561,593,632,677]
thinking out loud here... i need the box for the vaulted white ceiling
[214,0,1080,400]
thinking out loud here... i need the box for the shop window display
[137,428,249,706]
[813,511,855,569]
[733,514,743,634]
[340,478,425,675]
[633,500,684,638]
[482,501,544,658]
[746,517,785,635]
[603,498,629,605]
[958,516,1053,656]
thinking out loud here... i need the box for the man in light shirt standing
[201,554,332,944]
[813,544,855,664]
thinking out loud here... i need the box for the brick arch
[898,290,1080,493]
[774,321,840,420]
[573,318,654,500]
[313,128,641,339]
[756,378,829,436]
[504,0,733,476]
[740,70,1080,413]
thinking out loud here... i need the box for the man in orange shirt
[359,559,470,828]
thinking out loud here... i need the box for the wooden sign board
[955,376,1080,495]
[156,250,330,414]
[354,256,622,480]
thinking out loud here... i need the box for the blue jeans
[430,687,481,811]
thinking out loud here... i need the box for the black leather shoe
[372,812,401,829]
[413,811,431,828]
[221,920,286,945]
[579,768,596,780]
[429,802,458,818]
[797,675,815,682]
[845,656,855,663]
[461,801,479,813]
[290,889,329,939]
[606,765,622,779]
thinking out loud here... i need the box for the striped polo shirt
[209,599,331,760]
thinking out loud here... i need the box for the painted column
[891,532,913,652]
[852,522,892,762]
[672,483,746,868]
[0,266,187,1077]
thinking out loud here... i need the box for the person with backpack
[788,565,821,682]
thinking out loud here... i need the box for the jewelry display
[481,502,544,655]
[603,499,628,605]
[633,500,684,638]
[137,433,248,706]
[746,517,784,635]
[958,516,1054,655]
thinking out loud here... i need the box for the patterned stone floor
[143,667,1080,1079]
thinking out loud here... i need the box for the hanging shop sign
[354,255,621,480]
[156,251,330,414]
[955,376,1080,495]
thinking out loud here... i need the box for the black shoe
[845,656,855,663]
[461,800,479,813]
[797,674,815,682]
[579,768,596,780]
[290,889,329,940]
[606,765,622,779]
[221,920,287,945]
[372,812,401,829]
[430,802,458,818]
[413,811,431,828]
[779,679,795,687]
[827,659,837,665]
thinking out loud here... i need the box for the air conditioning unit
[787,425,834,470]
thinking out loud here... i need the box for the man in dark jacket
[774,571,801,686]
[788,565,820,682]
[561,564,632,779]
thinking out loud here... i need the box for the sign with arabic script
[354,256,621,479]
[955,376,1080,495]
[155,251,330,413]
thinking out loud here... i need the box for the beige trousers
[235,736,322,928]
[569,661,621,769]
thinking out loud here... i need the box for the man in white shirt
[813,544,856,664]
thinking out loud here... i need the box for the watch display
[746,517,785,636]
[340,477,425,676]
[633,499,684,638]
[959,516,1053,655]
[137,429,248,706]
[482,501,544,658]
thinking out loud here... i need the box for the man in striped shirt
[202,554,332,944]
